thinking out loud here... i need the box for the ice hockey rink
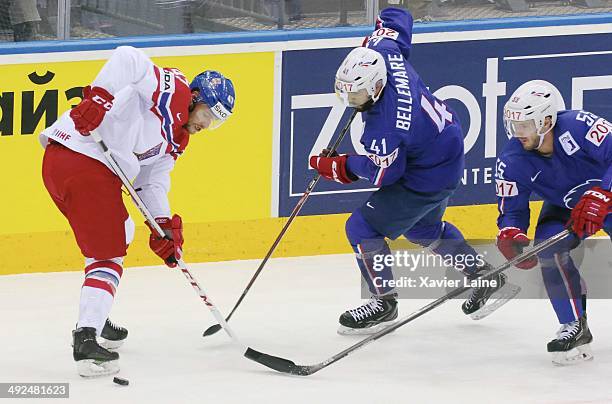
[2,253,612,404]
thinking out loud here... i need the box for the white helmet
[503,83,558,149]
[335,47,387,109]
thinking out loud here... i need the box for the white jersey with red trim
[39,46,192,218]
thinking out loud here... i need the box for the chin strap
[535,126,553,150]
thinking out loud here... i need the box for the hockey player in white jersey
[40,46,236,377]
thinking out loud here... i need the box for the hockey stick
[244,229,572,375]
[89,130,244,345]
[203,108,359,337]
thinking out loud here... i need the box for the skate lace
[464,289,483,309]
[107,320,121,331]
[348,298,384,321]
[464,293,478,308]
[464,272,504,308]
[556,320,580,340]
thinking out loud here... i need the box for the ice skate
[72,318,128,350]
[100,319,128,350]
[73,327,119,377]
[548,315,593,366]
[338,295,398,335]
[462,265,520,320]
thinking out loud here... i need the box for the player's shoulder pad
[557,109,610,150]
[112,46,154,70]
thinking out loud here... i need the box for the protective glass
[194,102,230,130]
[505,119,537,139]
[335,79,371,108]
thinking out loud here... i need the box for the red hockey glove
[309,149,357,184]
[570,187,612,239]
[70,85,114,135]
[496,227,538,270]
[146,214,184,268]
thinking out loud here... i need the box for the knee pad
[404,222,444,247]
[536,234,578,260]
[405,221,464,248]
[82,257,123,297]
[540,251,572,272]
[535,220,580,260]
[345,210,384,248]
[84,257,123,286]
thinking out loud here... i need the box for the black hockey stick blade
[245,348,318,376]
[203,324,222,337]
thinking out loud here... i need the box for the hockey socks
[541,252,585,324]
[77,258,123,335]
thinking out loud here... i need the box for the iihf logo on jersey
[563,179,602,209]
[559,131,580,156]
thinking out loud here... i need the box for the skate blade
[552,344,594,366]
[99,338,124,350]
[76,359,119,377]
[470,283,521,321]
[337,320,397,336]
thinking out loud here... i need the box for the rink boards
[0,15,611,274]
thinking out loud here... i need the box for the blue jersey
[496,110,612,231]
[346,8,464,193]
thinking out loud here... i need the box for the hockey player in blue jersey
[309,8,516,334]
[496,82,611,364]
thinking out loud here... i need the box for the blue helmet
[189,71,235,129]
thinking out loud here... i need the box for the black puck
[113,377,129,386]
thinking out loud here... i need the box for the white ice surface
[2,254,612,404]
